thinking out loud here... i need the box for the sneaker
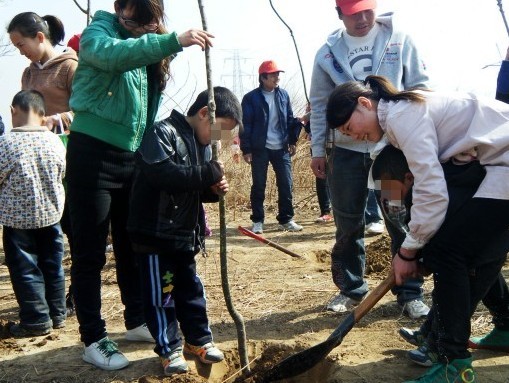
[125,323,154,342]
[66,291,75,317]
[315,214,333,223]
[365,221,384,235]
[252,221,263,234]
[83,337,129,370]
[9,323,51,337]
[403,357,475,383]
[161,346,189,376]
[52,319,66,329]
[184,342,224,364]
[326,293,360,313]
[279,220,303,232]
[408,342,439,367]
[468,328,509,352]
[402,299,430,319]
[399,327,426,347]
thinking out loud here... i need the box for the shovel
[238,226,303,259]
[262,271,396,382]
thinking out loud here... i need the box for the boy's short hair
[12,90,46,117]
[372,145,409,182]
[187,86,242,129]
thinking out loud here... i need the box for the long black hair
[8,12,65,47]
[326,75,427,128]
[116,0,170,91]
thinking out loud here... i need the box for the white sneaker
[326,293,360,313]
[252,222,263,234]
[279,220,303,232]
[83,337,129,370]
[125,323,154,342]
[161,346,189,376]
[402,299,430,319]
[365,221,384,235]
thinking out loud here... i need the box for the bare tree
[0,0,15,57]
[73,0,92,25]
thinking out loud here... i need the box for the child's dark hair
[7,12,65,47]
[12,90,46,117]
[371,145,409,182]
[326,75,427,128]
[188,86,242,128]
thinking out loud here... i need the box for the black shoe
[9,323,51,337]
[66,292,75,317]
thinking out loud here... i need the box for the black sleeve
[136,127,223,194]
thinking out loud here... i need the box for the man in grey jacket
[309,0,430,317]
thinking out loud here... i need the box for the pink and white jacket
[378,91,509,249]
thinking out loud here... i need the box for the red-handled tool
[237,226,303,259]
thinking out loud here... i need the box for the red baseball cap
[258,60,284,74]
[67,34,81,53]
[335,0,376,15]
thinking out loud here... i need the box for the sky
[0,0,507,128]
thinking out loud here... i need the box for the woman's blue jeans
[3,223,66,331]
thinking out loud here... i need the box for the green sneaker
[468,328,509,352]
[403,358,476,383]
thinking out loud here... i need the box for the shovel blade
[262,273,395,382]
[262,314,354,382]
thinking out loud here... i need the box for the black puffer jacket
[127,110,222,254]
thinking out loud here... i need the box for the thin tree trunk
[197,0,250,375]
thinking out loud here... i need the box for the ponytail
[326,75,426,128]
[7,12,65,47]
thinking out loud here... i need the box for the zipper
[132,67,146,148]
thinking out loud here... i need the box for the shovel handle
[354,271,396,322]
[237,226,303,258]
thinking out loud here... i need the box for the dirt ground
[1,206,508,383]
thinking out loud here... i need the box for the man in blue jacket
[240,60,303,234]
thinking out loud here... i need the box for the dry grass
[217,135,317,219]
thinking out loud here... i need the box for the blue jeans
[375,189,425,304]
[314,147,331,216]
[328,147,424,302]
[3,224,66,331]
[327,147,371,300]
[365,189,382,225]
[250,148,294,224]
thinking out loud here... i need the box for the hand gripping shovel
[262,271,396,382]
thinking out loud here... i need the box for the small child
[372,145,509,373]
[1,90,66,337]
[127,86,242,376]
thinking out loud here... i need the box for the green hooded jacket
[69,10,182,151]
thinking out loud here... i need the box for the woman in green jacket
[67,0,213,371]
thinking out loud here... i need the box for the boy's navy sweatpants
[139,252,213,357]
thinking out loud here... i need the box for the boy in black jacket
[127,87,242,376]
